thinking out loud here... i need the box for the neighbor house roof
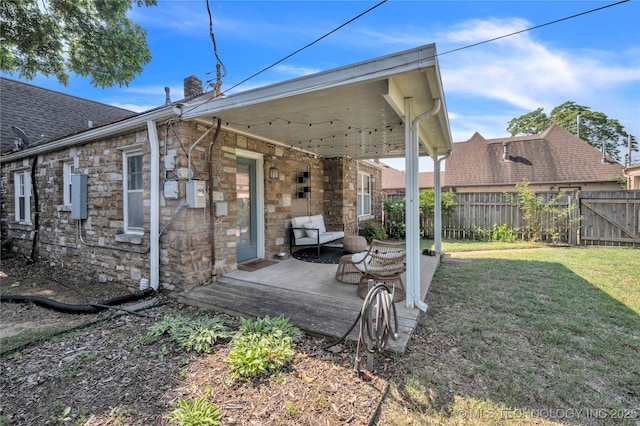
[445,124,624,187]
[0,77,135,151]
[380,161,438,192]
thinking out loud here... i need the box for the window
[63,161,74,206]
[14,170,31,223]
[123,152,144,232]
[357,172,372,217]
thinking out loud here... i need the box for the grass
[379,243,640,425]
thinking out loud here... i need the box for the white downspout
[147,120,160,290]
[433,150,451,254]
[405,98,441,312]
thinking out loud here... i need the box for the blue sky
[4,1,639,170]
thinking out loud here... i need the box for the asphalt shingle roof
[1,77,135,151]
[445,124,624,187]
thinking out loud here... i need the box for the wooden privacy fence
[436,190,639,247]
[442,192,578,243]
[579,190,640,247]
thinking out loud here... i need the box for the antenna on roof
[11,126,29,150]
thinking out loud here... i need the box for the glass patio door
[236,157,257,262]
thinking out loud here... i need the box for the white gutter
[147,120,160,291]
[404,98,442,312]
[1,105,182,164]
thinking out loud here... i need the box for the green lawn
[379,244,640,425]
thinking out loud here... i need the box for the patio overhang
[181,44,453,312]
[180,43,452,161]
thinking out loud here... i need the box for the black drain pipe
[0,289,154,314]
[207,118,223,270]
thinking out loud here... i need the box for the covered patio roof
[180,43,452,161]
[181,43,454,312]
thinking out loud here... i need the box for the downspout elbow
[413,297,428,312]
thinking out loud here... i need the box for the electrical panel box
[164,180,179,199]
[186,180,206,208]
[71,174,88,219]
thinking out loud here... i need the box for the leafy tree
[1,0,157,88]
[507,101,636,162]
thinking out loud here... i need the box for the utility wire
[181,0,388,115]
[224,0,388,95]
[437,0,630,58]
[183,0,628,115]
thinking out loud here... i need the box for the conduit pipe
[1,289,154,314]
[147,120,161,291]
[187,126,214,180]
[206,118,222,272]
[405,98,442,312]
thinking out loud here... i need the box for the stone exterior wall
[1,119,377,293]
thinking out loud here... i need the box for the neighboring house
[0,44,453,296]
[380,161,442,200]
[445,124,625,192]
[624,163,640,190]
[0,77,135,151]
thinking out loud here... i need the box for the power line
[181,0,388,115]
[437,0,630,58]
[223,0,388,95]
[183,0,629,117]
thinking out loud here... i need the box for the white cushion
[302,221,318,239]
[291,216,310,239]
[309,215,326,233]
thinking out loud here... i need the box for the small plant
[491,223,516,242]
[168,387,223,426]
[285,400,297,417]
[358,221,387,243]
[143,315,228,354]
[226,315,301,381]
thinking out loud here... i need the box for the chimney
[502,142,510,161]
[184,75,203,98]
[164,86,171,105]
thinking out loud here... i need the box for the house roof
[380,161,436,191]
[445,124,625,187]
[181,44,452,160]
[0,77,135,152]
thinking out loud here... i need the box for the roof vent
[184,75,203,98]
[164,86,171,105]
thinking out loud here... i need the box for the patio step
[178,276,417,353]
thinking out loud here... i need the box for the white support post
[404,98,425,311]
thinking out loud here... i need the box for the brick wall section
[1,120,378,293]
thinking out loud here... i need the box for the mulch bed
[0,252,393,425]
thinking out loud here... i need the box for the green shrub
[358,221,387,243]
[168,388,223,426]
[225,315,300,381]
[491,223,516,242]
[143,315,228,354]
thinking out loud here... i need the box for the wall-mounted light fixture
[269,166,279,180]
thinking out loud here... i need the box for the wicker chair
[350,240,406,302]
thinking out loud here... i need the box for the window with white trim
[14,170,31,223]
[123,151,144,232]
[357,172,372,217]
[63,161,74,206]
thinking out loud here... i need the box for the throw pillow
[302,221,318,239]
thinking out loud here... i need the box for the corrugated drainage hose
[354,283,399,378]
[0,289,155,314]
